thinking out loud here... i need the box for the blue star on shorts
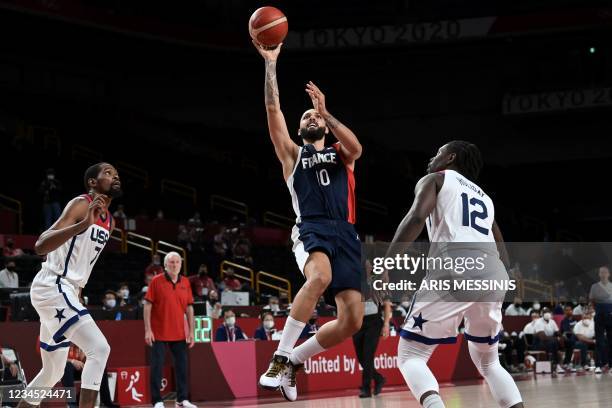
[54,308,66,323]
[411,312,428,331]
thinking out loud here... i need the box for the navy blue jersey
[287,142,356,223]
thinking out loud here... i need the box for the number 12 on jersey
[461,193,489,235]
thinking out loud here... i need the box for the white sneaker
[176,401,197,408]
[556,365,566,374]
[259,354,289,390]
[280,361,301,401]
[153,403,164,408]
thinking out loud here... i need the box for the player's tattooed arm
[264,60,280,110]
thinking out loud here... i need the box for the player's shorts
[30,267,92,351]
[400,300,504,345]
[291,217,362,302]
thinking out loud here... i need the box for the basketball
[249,6,288,48]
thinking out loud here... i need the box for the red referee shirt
[145,272,194,341]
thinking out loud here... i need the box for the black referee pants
[352,314,384,390]
[150,341,188,404]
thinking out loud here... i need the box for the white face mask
[105,299,116,308]
[270,303,280,312]
[401,301,411,308]
[47,174,55,180]
[533,303,541,311]
[543,312,552,321]
[582,319,591,326]
[264,320,275,330]
[225,316,236,326]
[120,289,129,298]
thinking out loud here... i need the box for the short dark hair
[260,311,273,321]
[446,141,483,181]
[83,163,106,190]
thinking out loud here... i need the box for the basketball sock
[422,393,446,408]
[468,342,523,407]
[275,316,306,358]
[398,338,440,404]
[290,334,325,365]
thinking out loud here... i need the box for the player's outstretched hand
[252,40,282,61]
[306,81,328,115]
[145,329,155,346]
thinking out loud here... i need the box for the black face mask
[209,298,218,305]
[6,266,16,272]
[309,318,317,325]
[514,303,521,308]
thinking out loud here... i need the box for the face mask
[514,303,521,308]
[309,318,317,325]
[533,303,541,311]
[6,266,16,272]
[270,303,280,312]
[47,174,55,180]
[264,320,275,330]
[225,317,236,326]
[105,299,116,308]
[153,260,160,266]
[401,301,411,308]
[582,319,591,326]
[120,289,129,298]
[543,312,551,321]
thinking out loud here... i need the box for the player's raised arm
[253,41,299,179]
[306,81,362,165]
[34,194,106,255]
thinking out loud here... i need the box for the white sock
[290,335,325,365]
[276,316,306,357]
[422,393,446,408]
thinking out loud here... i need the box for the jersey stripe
[346,165,356,224]
[62,236,77,277]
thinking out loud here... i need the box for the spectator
[553,296,568,315]
[213,227,228,257]
[505,297,528,316]
[215,309,248,342]
[112,204,135,231]
[300,311,320,339]
[0,259,19,288]
[589,265,612,374]
[1,348,19,380]
[573,311,595,371]
[139,273,154,305]
[533,307,565,374]
[156,209,164,220]
[118,282,135,307]
[395,297,412,317]
[254,312,277,340]
[231,230,253,266]
[221,267,242,291]
[526,301,541,315]
[522,311,541,335]
[560,305,579,370]
[102,291,119,311]
[189,264,217,300]
[206,290,223,319]
[2,238,24,258]
[144,251,196,408]
[39,167,63,229]
[62,344,117,408]
[178,224,190,250]
[262,296,282,315]
[573,297,588,316]
[499,330,526,373]
[145,254,164,277]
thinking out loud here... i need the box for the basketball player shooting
[253,41,365,402]
[17,163,121,408]
[387,141,523,408]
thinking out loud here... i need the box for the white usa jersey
[40,194,112,288]
[426,169,495,243]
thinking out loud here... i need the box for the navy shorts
[291,218,363,303]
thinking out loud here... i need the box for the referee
[144,252,197,408]
[353,260,392,398]
[589,265,612,373]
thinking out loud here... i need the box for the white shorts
[400,300,503,345]
[30,267,92,351]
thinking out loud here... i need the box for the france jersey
[40,194,112,288]
[288,142,362,301]
[287,142,356,224]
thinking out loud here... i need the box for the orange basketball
[249,6,288,48]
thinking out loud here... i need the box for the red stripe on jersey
[332,143,357,224]
[79,194,111,231]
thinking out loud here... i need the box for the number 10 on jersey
[316,169,330,186]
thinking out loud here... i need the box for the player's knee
[87,338,111,362]
[468,341,499,375]
[306,270,331,292]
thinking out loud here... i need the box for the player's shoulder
[416,172,445,189]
